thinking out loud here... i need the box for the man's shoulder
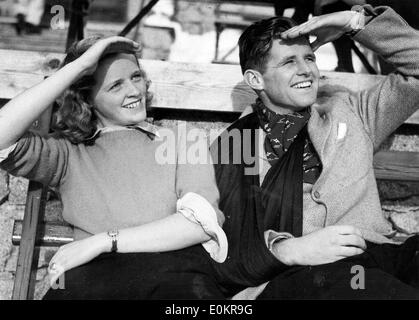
[316,84,358,114]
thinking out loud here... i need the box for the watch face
[108,229,119,236]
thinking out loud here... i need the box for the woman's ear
[243,69,264,91]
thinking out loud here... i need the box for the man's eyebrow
[277,54,297,64]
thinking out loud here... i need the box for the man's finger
[282,19,321,38]
[310,39,324,51]
[338,246,364,257]
[339,234,367,250]
[336,225,363,238]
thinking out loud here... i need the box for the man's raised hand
[281,11,358,51]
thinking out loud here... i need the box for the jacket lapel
[308,102,341,183]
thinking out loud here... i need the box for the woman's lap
[43,245,224,300]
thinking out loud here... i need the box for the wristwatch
[345,6,366,36]
[107,229,119,253]
[346,5,377,37]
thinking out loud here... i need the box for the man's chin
[294,96,317,109]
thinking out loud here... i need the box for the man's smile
[291,80,313,89]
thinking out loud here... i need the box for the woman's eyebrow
[106,78,123,88]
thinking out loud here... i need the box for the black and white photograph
[0,0,418,309]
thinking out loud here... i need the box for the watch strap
[107,229,119,253]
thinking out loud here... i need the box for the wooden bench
[1,48,418,299]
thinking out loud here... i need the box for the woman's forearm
[0,61,85,149]
[96,213,211,254]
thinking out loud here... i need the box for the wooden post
[11,57,60,300]
[11,108,51,300]
[119,0,160,37]
[66,0,90,50]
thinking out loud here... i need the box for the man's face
[260,37,320,113]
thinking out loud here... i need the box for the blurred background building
[0,0,384,72]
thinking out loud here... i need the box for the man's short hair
[238,16,300,74]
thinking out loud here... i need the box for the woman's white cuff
[177,192,228,263]
[0,143,17,162]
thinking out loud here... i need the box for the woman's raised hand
[281,11,358,51]
[77,36,141,76]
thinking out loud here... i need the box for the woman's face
[90,53,148,128]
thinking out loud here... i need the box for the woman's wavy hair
[52,36,153,144]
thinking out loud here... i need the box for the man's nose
[296,60,311,75]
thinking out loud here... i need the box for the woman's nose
[126,81,141,97]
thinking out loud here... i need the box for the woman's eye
[109,82,121,91]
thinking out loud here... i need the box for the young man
[211,5,419,299]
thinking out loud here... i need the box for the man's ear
[243,69,264,91]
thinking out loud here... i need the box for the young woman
[0,36,227,299]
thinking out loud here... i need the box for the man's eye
[132,74,143,81]
[306,56,316,62]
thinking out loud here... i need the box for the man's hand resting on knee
[273,226,366,266]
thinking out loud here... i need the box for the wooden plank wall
[0,49,418,125]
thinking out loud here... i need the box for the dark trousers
[43,245,225,300]
[258,235,419,299]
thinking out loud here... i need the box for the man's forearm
[353,5,419,76]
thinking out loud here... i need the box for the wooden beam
[374,151,419,181]
[11,182,47,300]
[12,220,74,246]
[119,0,159,37]
[11,70,55,299]
[0,50,418,123]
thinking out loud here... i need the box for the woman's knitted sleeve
[0,132,69,187]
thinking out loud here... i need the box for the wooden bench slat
[373,151,419,182]
[12,220,74,247]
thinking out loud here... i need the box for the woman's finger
[101,40,141,58]
[48,261,65,286]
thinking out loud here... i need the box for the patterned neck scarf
[254,98,322,184]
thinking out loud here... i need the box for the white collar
[86,120,160,141]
